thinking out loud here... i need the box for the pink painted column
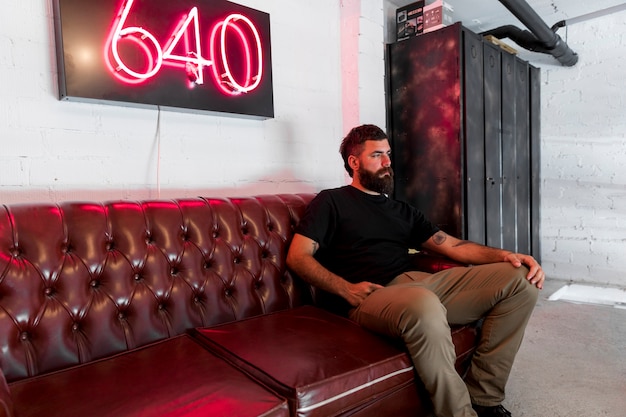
[340,0,360,134]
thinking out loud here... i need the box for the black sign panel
[53,0,274,118]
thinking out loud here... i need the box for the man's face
[355,139,394,195]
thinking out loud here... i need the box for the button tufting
[90,280,99,288]
[134,274,141,281]
[170,267,178,276]
[158,304,166,311]
[45,288,54,296]
[118,312,126,320]
[72,323,79,332]
[20,332,29,341]
[224,288,232,297]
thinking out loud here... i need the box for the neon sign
[53,0,274,118]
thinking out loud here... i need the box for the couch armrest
[0,369,13,417]
[408,251,467,273]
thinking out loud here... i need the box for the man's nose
[382,155,391,167]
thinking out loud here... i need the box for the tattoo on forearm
[432,232,471,248]
[432,232,447,245]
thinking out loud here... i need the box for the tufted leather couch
[0,194,480,417]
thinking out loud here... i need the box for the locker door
[501,53,519,252]
[388,24,465,239]
[463,28,486,243]
[529,66,541,261]
[515,58,531,255]
[483,42,503,248]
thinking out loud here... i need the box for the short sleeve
[410,207,440,246]
[294,191,336,248]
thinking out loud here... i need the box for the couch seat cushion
[191,306,417,417]
[8,335,288,417]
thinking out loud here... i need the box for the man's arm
[421,230,545,289]
[286,233,383,307]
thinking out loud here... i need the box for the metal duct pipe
[491,0,579,66]
[552,3,626,31]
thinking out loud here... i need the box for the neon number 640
[104,0,264,95]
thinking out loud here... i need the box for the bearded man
[286,124,544,417]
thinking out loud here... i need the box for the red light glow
[211,14,263,95]
[103,0,264,95]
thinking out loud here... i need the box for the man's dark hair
[339,124,388,177]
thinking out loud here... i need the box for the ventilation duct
[481,0,578,66]
[551,3,626,31]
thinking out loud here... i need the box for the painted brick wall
[1,0,388,204]
[533,15,626,287]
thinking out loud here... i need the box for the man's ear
[348,155,359,172]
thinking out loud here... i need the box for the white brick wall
[536,15,626,287]
[1,0,371,203]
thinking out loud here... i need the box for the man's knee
[478,263,539,313]
[507,265,540,307]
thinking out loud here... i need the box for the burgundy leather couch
[0,194,480,417]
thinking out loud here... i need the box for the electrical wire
[155,105,162,199]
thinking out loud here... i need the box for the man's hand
[504,253,545,290]
[341,281,384,307]
[287,233,385,306]
[423,231,546,290]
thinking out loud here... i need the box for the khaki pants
[348,263,539,417]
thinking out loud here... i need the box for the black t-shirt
[295,186,439,312]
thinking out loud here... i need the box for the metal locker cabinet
[386,22,541,261]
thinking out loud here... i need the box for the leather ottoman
[191,306,422,417]
[8,335,288,417]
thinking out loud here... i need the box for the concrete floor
[504,278,626,417]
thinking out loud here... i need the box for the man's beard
[358,167,394,195]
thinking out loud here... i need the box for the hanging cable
[155,106,162,199]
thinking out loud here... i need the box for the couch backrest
[0,194,315,383]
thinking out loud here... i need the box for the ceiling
[389,0,626,34]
